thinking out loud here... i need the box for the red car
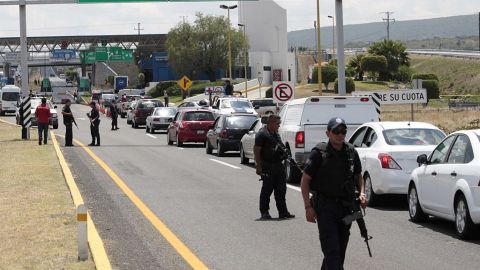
[167,109,215,147]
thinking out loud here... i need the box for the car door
[244,119,260,157]
[348,126,369,165]
[435,134,473,216]
[207,116,222,148]
[417,135,457,211]
[169,112,181,140]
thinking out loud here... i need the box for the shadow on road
[412,217,480,243]
[369,194,409,211]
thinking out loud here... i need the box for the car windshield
[383,128,445,145]
[183,111,214,121]
[2,92,19,101]
[31,99,42,108]
[154,108,176,116]
[252,100,274,107]
[221,100,252,109]
[226,116,258,128]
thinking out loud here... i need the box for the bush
[422,80,440,100]
[394,65,413,83]
[148,81,178,98]
[265,87,273,98]
[334,77,355,94]
[412,73,439,81]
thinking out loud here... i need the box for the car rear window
[2,92,19,101]
[222,100,252,109]
[225,116,257,129]
[252,100,275,107]
[183,111,214,121]
[154,108,176,117]
[138,101,162,109]
[383,128,445,145]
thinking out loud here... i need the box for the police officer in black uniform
[110,100,119,130]
[300,117,366,270]
[62,99,74,147]
[87,101,101,146]
[254,115,295,220]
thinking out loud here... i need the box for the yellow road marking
[51,132,112,270]
[71,138,209,270]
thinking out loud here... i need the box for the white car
[408,129,480,239]
[145,107,177,134]
[15,97,59,129]
[211,97,258,118]
[239,118,265,164]
[348,122,445,205]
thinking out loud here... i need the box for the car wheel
[176,133,183,147]
[206,139,213,154]
[217,141,224,157]
[167,131,173,145]
[364,175,378,206]
[151,128,155,134]
[408,184,428,222]
[134,121,139,129]
[240,145,249,164]
[455,195,475,239]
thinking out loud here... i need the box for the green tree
[167,13,247,82]
[166,22,198,79]
[347,54,365,81]
[394,65,413,83]
[311,65,338,90]
[334,77,355,94]
[368,39,409,81]
[360,55,387,81]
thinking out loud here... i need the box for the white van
[278,96,379,183]
[0,85,21,116]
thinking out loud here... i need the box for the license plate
[197,130,205,134]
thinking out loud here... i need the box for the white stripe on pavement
[287,184,301,192]
[209,159,241,169]
[146,134,157,139]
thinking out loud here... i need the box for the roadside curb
[50,131,112,270]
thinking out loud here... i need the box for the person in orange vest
[35,97,51,145]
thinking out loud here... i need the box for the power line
[134,22,144,35]
[381,11,395,40]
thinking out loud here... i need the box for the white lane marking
[146,134,157,139]
[209,159,241,169]
[76,118,86,121]
[177,147,185,150]
[287,184,301,192]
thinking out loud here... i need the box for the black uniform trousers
[90,122,100,145]
[315,198,352,270]
[111,114,118,129]
[259,162,288,215]
[65,122,73,146]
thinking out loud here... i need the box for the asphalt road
[2,105,479,270]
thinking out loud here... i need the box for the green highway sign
[80,47,134,63]
[78,0,243,2]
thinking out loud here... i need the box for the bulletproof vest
[310,142,355,198]
[259,128,284,165]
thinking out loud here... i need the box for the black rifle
[72,117,79,130]
[343,148,373,257]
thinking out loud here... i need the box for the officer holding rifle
[300,117,368,269]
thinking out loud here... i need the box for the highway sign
[114,76,128,92]
[273,81,294,103]
[352,89,427,104]
[52,49,76,59]
[177,76,192,91]
[205,86,224,95]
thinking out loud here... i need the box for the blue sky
[0,0,477,36]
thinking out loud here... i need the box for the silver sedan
[145,107,177,133]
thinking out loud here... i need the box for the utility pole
[382,11,395,40]
[134,22,144,35]
[478,12,480,51]
[180,16,188,24]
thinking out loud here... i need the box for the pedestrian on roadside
[254,115,295,220]
[73,90,78,103]
[224,80,233,96]
[110,100,119,130]
[62,99,74,147]
[35,97,51,145]
[87,101,100,146]
[300,117,367,270]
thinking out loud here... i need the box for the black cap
[327,117,346,130]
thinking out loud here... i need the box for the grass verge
[0,122,95,270]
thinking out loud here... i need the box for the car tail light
[360,97,370,102]
[295,131,305,148]
[378,153,402,170]
[219,129,228,138]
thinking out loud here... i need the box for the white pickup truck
[278,96,379,183]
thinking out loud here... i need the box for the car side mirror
[417,154,428,165]
[54,105,57,109]
[254,105,260,110]
[168,118,173,122]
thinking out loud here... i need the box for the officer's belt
[316,193,347,204]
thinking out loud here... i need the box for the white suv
[278,96,379,183]
[210,97,258,118]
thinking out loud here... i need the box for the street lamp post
[220,4,238,81]
[316,0,322,95]
[238,23,248,97]
[328,15,335,62]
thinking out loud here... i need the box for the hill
[288,14,479,49]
